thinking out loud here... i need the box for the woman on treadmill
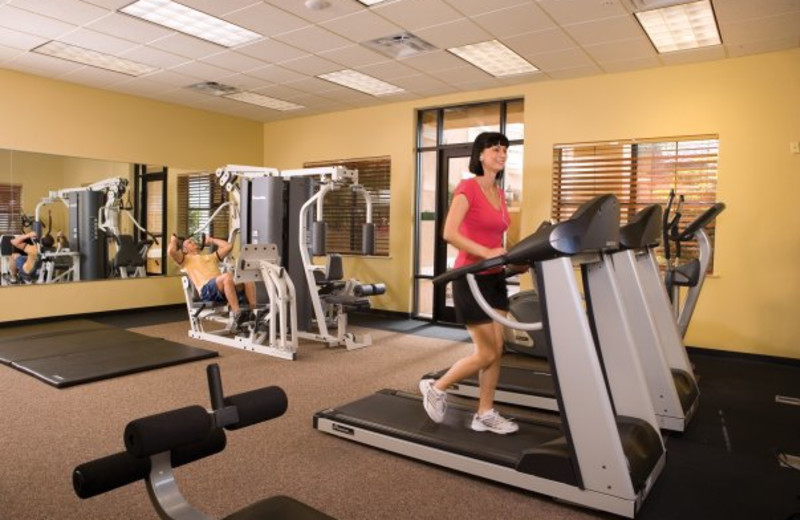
[419,131,518,435]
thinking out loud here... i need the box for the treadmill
[315,195,665,518]
[430,203,724,432]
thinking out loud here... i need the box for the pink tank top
[452,177,509,270]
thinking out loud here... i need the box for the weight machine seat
[114,235,146,270]
[226,495,335,520]
[324,293,370,310]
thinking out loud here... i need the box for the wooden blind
[303,156,391,256]
[552,136,719,268]
[177,173,229,239]
[0,184,22,234]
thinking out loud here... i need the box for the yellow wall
[261,49,800,360]
[2,50,798,360]
[0,69,264,321]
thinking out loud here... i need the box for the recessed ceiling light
[317,69,404,97]
[224,92,305,111]
[356,0,389,5]
[33,41,157,77]
[448,40,538,77]
[120,0,261,48]
[635,0,721,53]
[186,81,239,96]
[363,32,437,59]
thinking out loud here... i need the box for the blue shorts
[16,255,40,281]
[200,277,246,305]
[200,278,226,303]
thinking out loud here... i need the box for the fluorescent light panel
[224,92,305,111]
[121,0,261,48]
[635,0,721,53]
[448,40,538,77]
[317,70,404,97]
[33,41,157,76]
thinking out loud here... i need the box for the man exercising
[10,231,54,283]
[168,233,256,330]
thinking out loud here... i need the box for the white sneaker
[419,379,447,423]
[471,409,519,434]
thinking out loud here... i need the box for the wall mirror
[0,148,171,286]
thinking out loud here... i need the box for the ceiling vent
[363,32,437,59]
[185,81,238,96]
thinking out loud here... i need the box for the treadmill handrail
[466,274,543,331]
[675,202,726,241]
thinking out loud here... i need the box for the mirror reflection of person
[168,233,256,330]
[419,131,519,435]
[10,231,54,283]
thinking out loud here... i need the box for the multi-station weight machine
[182,164,384,360]
[0,176,154,285]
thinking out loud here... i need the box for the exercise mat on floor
[0,319,217,388]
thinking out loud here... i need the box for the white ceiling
[0,0,798,123]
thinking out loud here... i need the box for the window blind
[303,157,391,256]
[177,173,229,239]
[0,184,22,234]
[552,136,719,268]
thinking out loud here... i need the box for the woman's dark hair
[40,235,55,248]
[469,131,510,180]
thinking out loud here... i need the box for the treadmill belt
[317,390,564,468]
[0,319,217,388]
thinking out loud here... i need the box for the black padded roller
[362,223,375,255]
[124,405,211,458]
[223,386,287,431]
[354,283,386,297]
[74,428,226,499]
[312,221,326,256]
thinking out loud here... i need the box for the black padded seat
[225,495,335,520]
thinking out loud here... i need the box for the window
[0,184,22,234]
[177,173,229,239]
[553,135,719,268]
[303,157,390,256]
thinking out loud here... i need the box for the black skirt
[452,271,509,325]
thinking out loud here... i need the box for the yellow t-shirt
[182,253,221,292]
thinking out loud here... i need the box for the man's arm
[208,236,233,260]
[11,231,36,253]
[168,234,184,265]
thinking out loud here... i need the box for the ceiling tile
[318,44,388,68]
[523,47,595,71]
[279,54,343,75]
[390,73,450,91]
[139,68,204,88]
[713,0,800,23]
[287,76,343,94]
[504,28,576,55]
[435,64,492,84]
[149,33,229,60]
[120,45,189,69]
[536,0,627,25]
[237,39,307,63]
[443,0,534,17]
[399,49,465,73]
[372,0,463,32]
[321,9,403,43]
[247,64,309,84]
[9,0,109,25]
[216,72,272,91]
[658,46,727,66]
[472,3,555,38]
[58,28,141,54]
[265,0,362,24]
[224,2,310,38]
[200,50,270,73]
[0,24,49,50]
[107,76,174,96]
[356,59,419,80]
[169,60,236,82]
[82,0,135,10]
[545,62,603,79]
[720,12,800,45]
[177,0,263,18]
[0,43,25,62]
[725,37,798,58]
[583,37,656,63]
[272,25,353,54]
[0,5,76,39]
[60,65,130,87]
[87,12,174,44]
[250,84,306,100]
[413,18,492,49]
[563,15,644,46]
[7,51,84,76]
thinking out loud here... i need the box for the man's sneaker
[419,379,447,423]
[470,409,519,434]
[228,310,249,333]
